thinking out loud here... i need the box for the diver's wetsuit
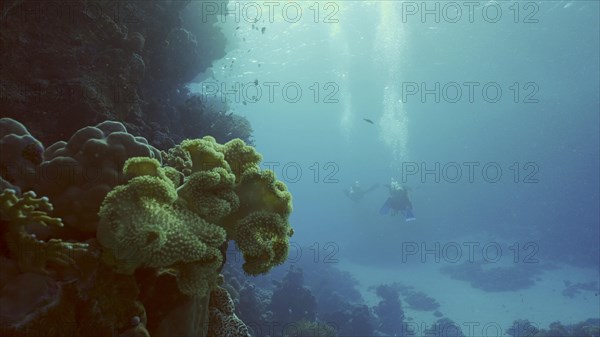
[388,188,412,215]
[380,185,415,221]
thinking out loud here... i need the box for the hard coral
[208,286,251,337]
[0,189,88,274]
[0,118,44,192]
[36,120,161,235]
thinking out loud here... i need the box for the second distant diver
[344,181,379,203]
[379,178,416,222]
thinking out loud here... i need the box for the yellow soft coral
[178,168,239,223]
[97,157,226,296]
[235,211,292,275]
[161,144,193,177]
[180,137,230,174]
[235,168,293,217]
[0,189,88,274]
[221,138,262,179]
[180,137,293,275]
[98,135,294,293]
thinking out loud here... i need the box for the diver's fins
[379,198,392,215]
[403,209,416,222]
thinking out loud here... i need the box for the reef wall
[0,0,246,149]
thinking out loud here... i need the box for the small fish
[261,27,266,34]
[363,118,374,124]
[253,79,259,86]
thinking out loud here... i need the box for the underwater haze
[0,0,598,336]
[192,0,599,336]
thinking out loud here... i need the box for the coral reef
[386,283,441,312]
[96,157,227,296]
[1,0,243,151]
[0,189,88,274]
[222,248,377,337]
[0,118,294,337]
[373,284,405,336]
[269,267,317,327]
[36,119,161,236]
[506,318,600,337]
[283,320,337,337]
[404,290,440,311]
[177,95,254,145]
[207,286,251,337]
[0,118,44,192]
[428,318,465,337]
[561,280,599,298]
[320,304,374,337]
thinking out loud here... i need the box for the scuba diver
[343,181,379,203]
[379,178,416,221]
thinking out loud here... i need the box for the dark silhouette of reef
[222,246,463,337]
[177,95,253,146]
[440,260,552,292]
[221,252,377,337]
[561,280,599,298]
[373,284,406,336]
[0,0,250,149]
[506,318,600,337]
[390,282,440,312]
[269,266,317,326]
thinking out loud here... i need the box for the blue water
[191,1,599,335]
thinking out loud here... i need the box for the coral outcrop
[0,189,88,275]
[208,286,251,337]
[0,118,294,337]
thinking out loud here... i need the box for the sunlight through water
[375,1,411,167]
